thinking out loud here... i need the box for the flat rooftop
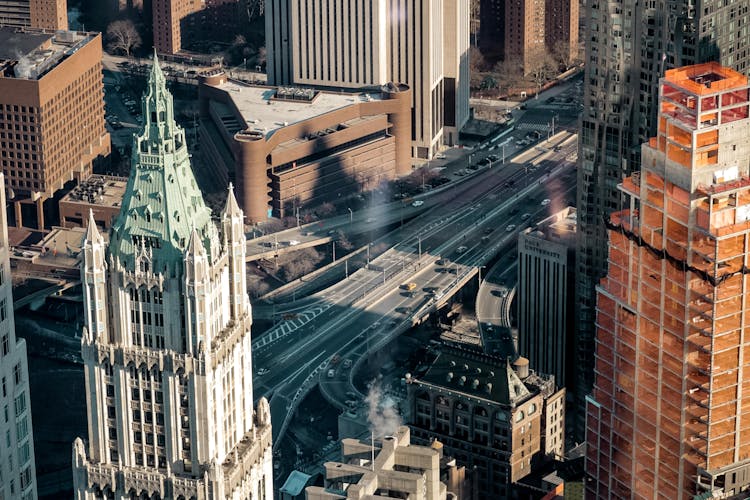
[524,206,577,246]
[0,27,94,81]
[60,175,128,208]
[212,80,385,139]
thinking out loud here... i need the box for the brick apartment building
[480,0,578,72]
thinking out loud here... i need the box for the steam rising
[365,381,402,438]
[14,51,33,79]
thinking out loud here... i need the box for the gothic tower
[72,53,273,500]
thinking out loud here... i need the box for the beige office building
[265,0,470,159]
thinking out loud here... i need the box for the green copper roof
[109,52,219,272]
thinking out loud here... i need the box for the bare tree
[524,47,556,93]
[470,46,486,73]
[492,56,524,94]
[315,202,336,218]
[337,234,354,252]
[243,0,264,20]
[280,248,321,281]
[551,40,575,71]
[256,46,267,67]
[248,279,271,298]
[106,19,142,57]
[470,0,480,46]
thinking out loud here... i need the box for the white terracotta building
[71,55,273,500]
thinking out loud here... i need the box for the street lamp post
[332,241,336,262]
[347,207,353,224]
[502,144,506,164]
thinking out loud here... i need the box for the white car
[435,153,446,159]
[288,240,300,246]
[541,199,551,206]
[506,224,517,232]
[412,200,424,207]
[366,217,376,223]
[256,368,269,376]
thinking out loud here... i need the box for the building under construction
[586,62,750,498]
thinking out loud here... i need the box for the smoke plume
[365,381,402,438]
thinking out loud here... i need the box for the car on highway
[256,368,269,376]
[288,240,300,246]
[366,217,376,223]
[457,246,468,253]
[412,200,424,207]
[484,227,495,235]
[541,199,551,206]
[435,153,447,159]
[506,224,517,232]
[436,258,449,265]
[343,359,352,369]
[402,282,418,291]
[327,369,336,378]
[521,213,531,221]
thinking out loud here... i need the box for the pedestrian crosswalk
[515,121,552,131]
[252,304,331,350]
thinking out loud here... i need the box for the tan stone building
[406,346,565,498]
[198,71,412,222]
[0,0,67,30]
[0,27,110,228]
[265,0,470,158]
[306,426,457,500]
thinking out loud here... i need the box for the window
[1,298,8,322]
[16,415,27,440]
[18,442,29,465]
[14,393,24,417]
[13,363,21,385]
[1,335,8,356]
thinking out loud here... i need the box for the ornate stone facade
[72,54,273,500]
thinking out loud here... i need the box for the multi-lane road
[252,131,579,446]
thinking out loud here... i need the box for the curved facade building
[199,72,412,222]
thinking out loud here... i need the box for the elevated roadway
[251,133,579,446]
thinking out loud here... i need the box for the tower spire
[84,209,102,244]
[224,183,243,218]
